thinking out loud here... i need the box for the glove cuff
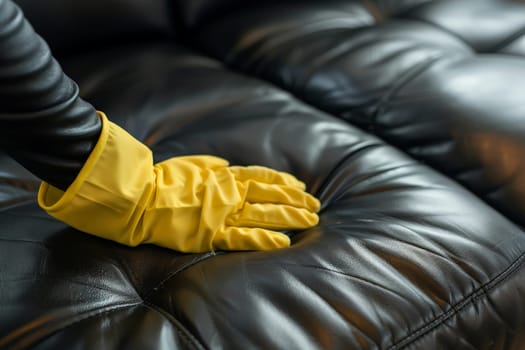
[38,112,155,246]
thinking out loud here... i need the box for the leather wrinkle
[365,225,479,307]
[0,239,206,349]
[0,301,141,350]
[227,21,372,71]
[117,254,144,299]
[372,54,444,134]
[0,245,206,349]
[491,25,525,53]
[278,261,409,302]
[367,54,518,210]
[291,32,377,90]
[140,302,207,350]
[483,287,513,337]
[287,26,449,94]
[400,13,477,52]
[273,263,382,347]
[316,141,382,208]
[142,251,219,300]
[0,196,35,210]
[387,250,525,349]
[226,14,471,145]
[358,0,433,20]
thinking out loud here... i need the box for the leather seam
[142,302,207,350]
[388,250,525,349]
[2,301,205,350]
[142,251,220,300]
[118,257,145,300]
[0,302,140,350]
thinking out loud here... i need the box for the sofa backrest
[14,0,177,56]
[172,0,434,29]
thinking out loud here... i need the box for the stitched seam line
[388,250,525,349]
[2,302,206,350]
[143,251,220,299]
[0,302,140,350]
[143,302,207,350]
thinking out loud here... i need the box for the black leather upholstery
[14,0,176,56]
[2,1,525,349]
[183,0,525,227]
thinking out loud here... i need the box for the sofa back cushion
[14,0,176,56]
[173,0,433,28]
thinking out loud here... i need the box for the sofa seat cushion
[1,43,524,349]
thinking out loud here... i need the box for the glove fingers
[229,166,306,189]
[227,203,319,230]
[214,226,291,251]
[243,180,320,212]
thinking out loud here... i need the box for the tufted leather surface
[187,0,525,227]
[2,1,525,349]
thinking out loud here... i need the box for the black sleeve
[0,0,102,191]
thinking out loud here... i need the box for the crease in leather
[0,302,141,350]
[142,302,207,350]
[491,25,525,53]
[388,250,525,349]
[142,251,221,300]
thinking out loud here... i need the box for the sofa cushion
[186,0,525,227]
[1,41,525,349]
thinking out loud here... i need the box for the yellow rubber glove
[38,112,320,252]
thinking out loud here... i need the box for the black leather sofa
[2,0,525,349]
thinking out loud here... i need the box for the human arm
[0,0,320,252]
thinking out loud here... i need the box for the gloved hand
[38,112,320,252]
